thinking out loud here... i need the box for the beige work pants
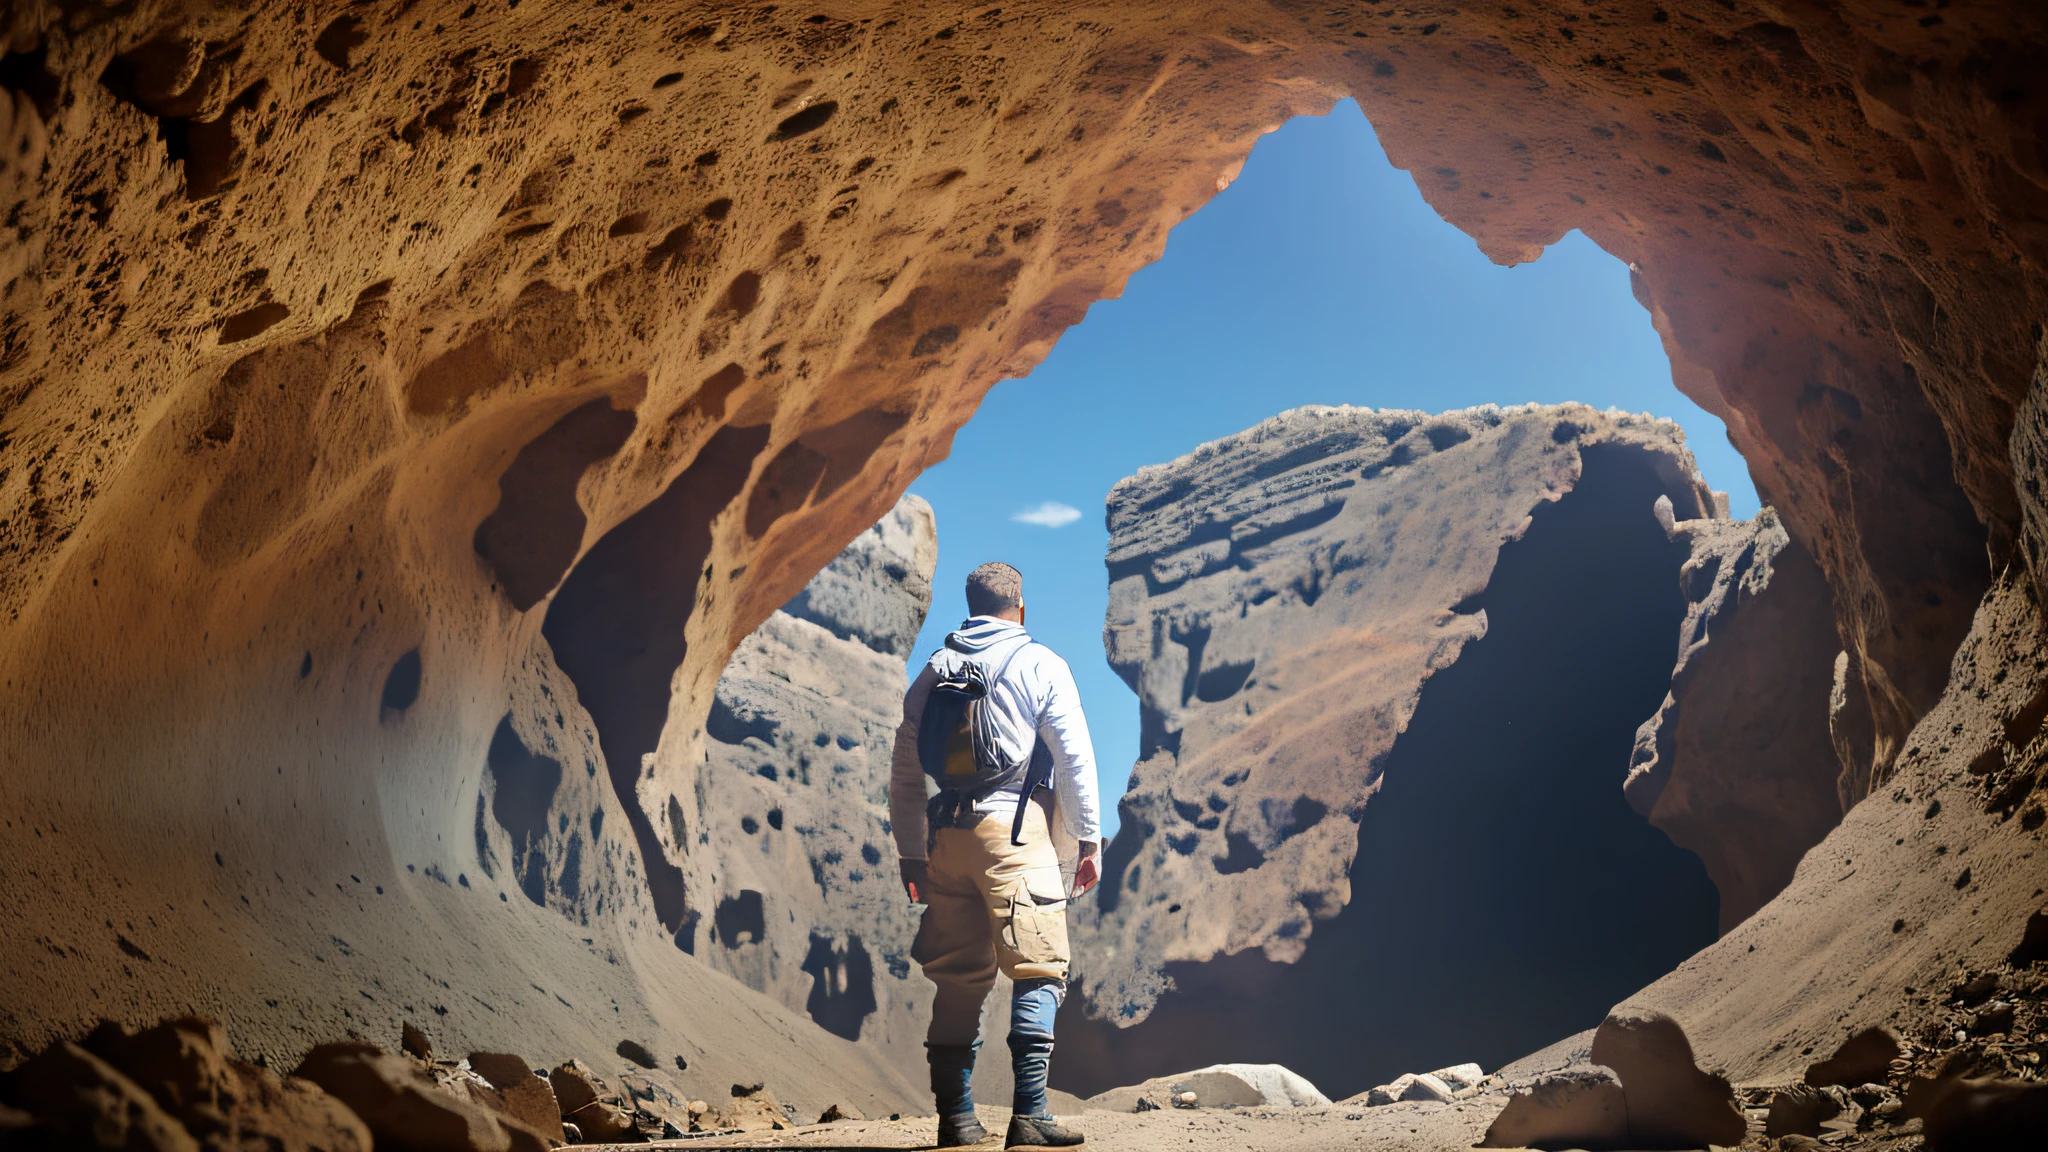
[914,798,1071,1047]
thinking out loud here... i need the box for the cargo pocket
[1002,874,1070,966]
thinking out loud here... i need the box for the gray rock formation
[1077,403,1716,1012]
[680,496,937,1083]
[1624,507,1844,932]
[1061,402,1727,1097]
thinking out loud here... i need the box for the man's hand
[1072,840,1100,897]
[900,858,930,905]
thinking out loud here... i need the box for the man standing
[891,562,1101,1149]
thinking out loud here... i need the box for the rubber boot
[1006,979,1083,1148]
[928,1043,989,1148]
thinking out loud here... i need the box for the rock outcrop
[1062,403,1724,1095]
[1625,508,1844,931]
[680,494,937,1083]
[0,0,2044,1112]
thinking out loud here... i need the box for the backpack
[916,635,1053,845]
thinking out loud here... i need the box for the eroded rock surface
[681,495,936,1083]
[1625,507,1844,931]
[1062,403,1722,1095]
[0,0,2041,1104]
[1074,403,1716,1017]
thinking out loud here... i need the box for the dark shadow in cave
[541,423,769,935]
[1053,444,1721,1099]
[484,714,563,907]
[802,932,879,1041]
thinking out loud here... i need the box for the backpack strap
[1009,739,1054,847]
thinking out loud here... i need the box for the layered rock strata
[681,494,936,1084]
[1063,403,1724,1094]
[1625,508,1845,932]
[1,0,2044,1086]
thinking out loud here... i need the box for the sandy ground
[603,1100,1502,1152]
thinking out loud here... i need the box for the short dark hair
[966,562,1023,616]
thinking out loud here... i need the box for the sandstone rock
[680,495,937,1084]
[0,0,2031,1123]
[707,1083,790,1133]
[466,1053,563,1143]
[1429,1063,1484,1092]
[1064,404,1722,1094]
[80,1017,372,1152]
[294,1042,518,1152]
[1920,1076,2048,1151]
[1764,1085,1846,1138]
[1478,1067,1627,1150]
[544,1061,608,1117]
[4,1040,201,1152]
[81,1017,236,1130]
[1087,1064,1326,1113]
[401,1023,434,1061]
[1587,1008,1745,1149]
[1623,508,1844,932]
[1804,1027,1902,1088]
[563,1099,636,1143]
[1398,1074,1454,1104]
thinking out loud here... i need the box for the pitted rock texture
[1073,402,1716,1019]
[1625,507,1845,932]
[681,495,936,1084]
[0,0,2040,1084]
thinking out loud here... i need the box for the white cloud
[1011,501,1083,528]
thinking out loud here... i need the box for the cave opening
[1052,444,1721,1098]
[519,99,1760,1092]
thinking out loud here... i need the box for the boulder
[1588,1008,1745,1148]
[467,1053,564,1142]
[1764,1085,1846,1138]
[545,1061,608,1116]
[83,1018,371,1152]
[294,1042,525,1152]
[401,1023,434,1061]
[564,1099,637,1142]
[1428,1063,1484,1092]
[1479,1067,1628,1150]
[81,1017,236,1129]
[1804,1027,1902,1088]
[708,1083,790,1132]
[4,1040,201,1152]
[1086,1064,1327,1113]
[1921,1076,2048,1151]
[816,1103,863,1123]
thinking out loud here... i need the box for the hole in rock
[801,932,878,1041]
[473,397,638,610]
[715,890,766,947]
[542,424,770,933]
[379,649,422,716]
[1053,446,1719,1097]
[484,715,562,907]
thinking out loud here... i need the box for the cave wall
[683,493,936,1087]
[1060,434,1721,1098]
[1625,507,1846,932]
[0,0,2041,1074]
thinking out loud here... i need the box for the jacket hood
[945,616,1029,655]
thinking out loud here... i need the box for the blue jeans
[1009,976,1064,1117]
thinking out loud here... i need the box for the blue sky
[904,100,1759,835]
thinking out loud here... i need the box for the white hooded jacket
[890,617,1101,879]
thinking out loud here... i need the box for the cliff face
[682,494,936,1086]
[1625,509,1845,933]
[1074,404,1715,1010]
[1060,405,1880,1098]
[0,0,2042,1082]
